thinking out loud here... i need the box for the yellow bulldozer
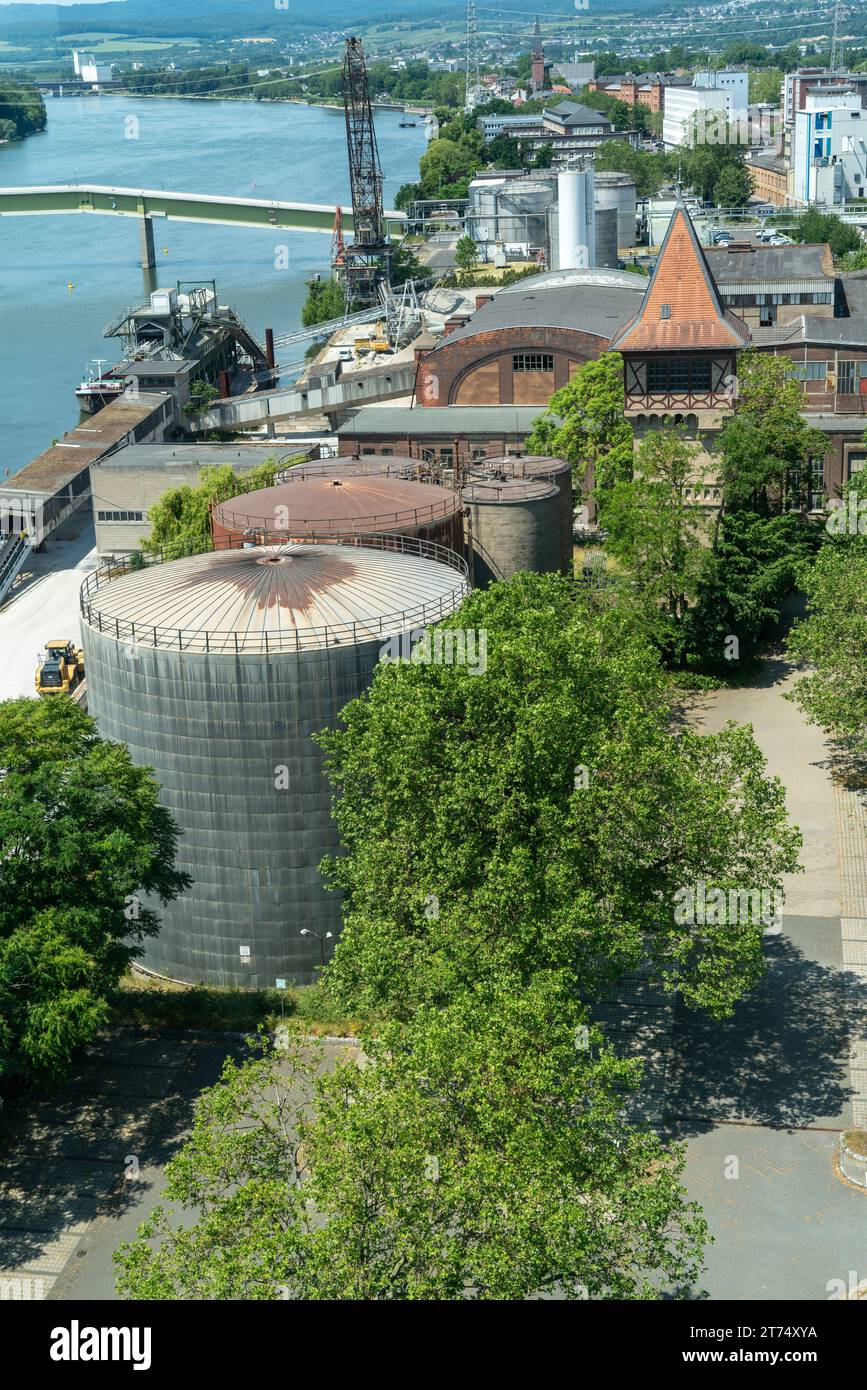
[35,640,85,697]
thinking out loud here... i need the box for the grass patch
[843,1130,867,1158]
[109,969,361,1036]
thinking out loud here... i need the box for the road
[0,511,96,703]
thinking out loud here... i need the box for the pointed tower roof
[609,204,749,353]
[532,16,543,55]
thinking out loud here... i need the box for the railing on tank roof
[79,531,470,655]
[213,492,461,536]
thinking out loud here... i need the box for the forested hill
[0,82,46,143]
[0,0,666,43]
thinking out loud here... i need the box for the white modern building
[792,84,867,205]
[72,50,114,86]
[663,69,749,148]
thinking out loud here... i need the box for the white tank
[557,166,596,272]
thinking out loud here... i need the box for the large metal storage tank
[277,455,431,484]
[473,455,573,575]
[594,170,638,250]
[462,478,560,587]
[593,207,618,270]
[557,166,596,270]
[80,540,469,987]
[211,474,464,554]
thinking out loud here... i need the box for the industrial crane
[341,36,391,306]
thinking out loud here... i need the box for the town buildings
[663,69,749,148]
[792,84,867,206]
[477,99,638,164]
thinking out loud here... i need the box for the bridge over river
[0,184,406,267]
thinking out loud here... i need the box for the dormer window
[660,304,671,319]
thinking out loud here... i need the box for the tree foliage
[790,209,862,261]
[526,351,634,498]
[0,700,188,1087]
[787,505,867,749]
[600,428,710,652]
[315,575,801,1023]
[720,351,827,514]
[142,457,288,556]
[115,985,708,1301]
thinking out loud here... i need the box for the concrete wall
[464,486,561,586]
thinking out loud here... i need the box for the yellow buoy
[67,282,74,290]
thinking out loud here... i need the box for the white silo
[557,166,596,272]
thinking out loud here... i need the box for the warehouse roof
[705,242,835,285]
[79,541,470,654]
[0,394,172,498]
[95,444,301,472]
[435,270,646,348]
[337,405,547,437]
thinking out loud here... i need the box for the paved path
[668,658,867,1300]
[0,511,96,703]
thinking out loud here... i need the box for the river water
[0,96,426,477]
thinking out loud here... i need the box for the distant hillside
[0,0,664,42]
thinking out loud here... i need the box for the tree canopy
[142,456,289,556]
[115,985,708,1301]
[315,574,801,1023]
[526,351,634,498]
[0,699,188,1087]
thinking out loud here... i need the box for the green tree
[787,498,867,749]
[486,133,521,168]
[601,429,710,653]
[115,984,708,1300]
[678,510,820,671]
[181,379,220,420]
[720,351,827,513]
[315,574,801,1022]
[713,161,752,209]
[790,209,862,260]
[300,275,346,328]
[749,67,784,105]
[143,457,286,556]
[454,234,480,272]
[526,351,634,498]
[0,699,188,1088]
[594,139,665,197]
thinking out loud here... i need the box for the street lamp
[299,928,333,967]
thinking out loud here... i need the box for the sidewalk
[668,658,867,1300]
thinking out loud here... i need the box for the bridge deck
[0,184,406,234]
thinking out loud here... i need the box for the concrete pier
[139,215,156,271]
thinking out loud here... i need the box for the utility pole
[830,0,842,72]
[342,36,390,307]
[465,0,482,112]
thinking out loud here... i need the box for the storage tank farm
[471,455,573,576]
[80,535,469,987]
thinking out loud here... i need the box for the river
[0,96,427,477]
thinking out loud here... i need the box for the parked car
[713,231,734,245]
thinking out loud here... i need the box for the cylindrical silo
[211,474,464,555]
[79,540,469,988]
[462,478,560,587]
[594,170,638,250]
[474,455,573,575]
[593,207,618,269]
[557,166,596,271]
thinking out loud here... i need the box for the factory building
[414,268,646,407]
[80,540,470,987]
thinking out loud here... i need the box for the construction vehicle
[35,640,85,696]
[370,320,391,354]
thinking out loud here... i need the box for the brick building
[415,270,646,407]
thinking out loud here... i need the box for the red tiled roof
[609,206,750,353]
